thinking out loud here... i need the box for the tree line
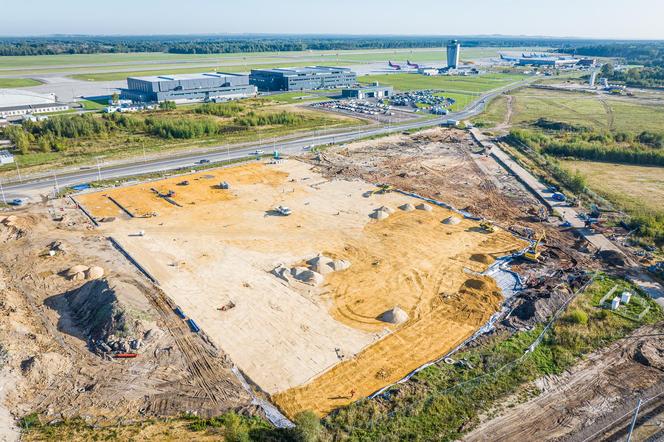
[0,105,315,152]
[0,35,606,57]
[508,127,664,167]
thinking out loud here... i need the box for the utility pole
[626,398,642,442]
[53,171,59,196]
[96,157,102,182]
[15,161,22,182]
[0,179,6,205]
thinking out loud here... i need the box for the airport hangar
[120,72,257,103]
[249,66,357,92]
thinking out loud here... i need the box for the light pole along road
[1,79,533,201]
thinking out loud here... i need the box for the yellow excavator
[479,221,495,233]
[524,232,546,262]
[371,184,394,195]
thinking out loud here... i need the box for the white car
[253,149,264,155]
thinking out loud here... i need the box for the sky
[1,0,663,39]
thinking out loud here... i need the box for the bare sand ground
[78,160,526,416]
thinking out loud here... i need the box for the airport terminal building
[249,66,357,91]
[121,72,257,103]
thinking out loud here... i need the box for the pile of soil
[506,287,570,328]
[61,278,157,354]
[0,215,32,242]
[634,339,664,371]
[597,249,626,267]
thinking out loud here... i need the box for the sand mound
[442,216,461,225]
[86,266,105,280]
[371,210,390,220]
[379,306,409,324]
[376,206,394,214]
[291,267,324,286]
[399,203,415,212]
[470,253,494,265]
[272,265,293,283]
[462,278,490,291]
[330,259,351,271]
[66,265,90,281]
[307,255,335,275]
[416,203,433,212]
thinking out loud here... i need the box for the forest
[0,35,603,56]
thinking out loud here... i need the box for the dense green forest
[559,42,664,67]
[0,35,604,56]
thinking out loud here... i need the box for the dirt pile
[379,306,409,324]
[60,278,157,354]
[506,287,571,328]
[634,339,664,371]
[0,215,32,242]
[597,249,627,267]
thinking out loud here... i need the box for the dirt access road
[463,326,664,442]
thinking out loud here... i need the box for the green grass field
[561,160,664,215]
[0,78,43,88]
[507,87,664,133]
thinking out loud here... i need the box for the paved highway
[0,80,531,202]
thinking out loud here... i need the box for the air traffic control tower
[447,40,461,69]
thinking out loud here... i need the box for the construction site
[2,127,663,439]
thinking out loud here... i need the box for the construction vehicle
[552,192,566,202]
[371,184,394,195]
[524,232,546,262]
[275,205,292,216]
[273,150,280,160]
[479,221,495,233]
[219,181,230,190]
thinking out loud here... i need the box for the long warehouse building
[249,66,357,91]
[121,72,257,103]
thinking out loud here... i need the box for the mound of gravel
[371,210,390,220]
[416,203,433,212]
[399,203,415,212]
[442,216,461,225]
[379,306,409,324]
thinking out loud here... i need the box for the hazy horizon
[1,0,663,40]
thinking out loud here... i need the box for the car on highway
[253,150,264,155]
[197,159,211,164]
[8,198,25,206]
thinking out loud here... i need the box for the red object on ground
[114,353,138,358]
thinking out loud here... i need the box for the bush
[293,411,322,442]
[565,308,589,325]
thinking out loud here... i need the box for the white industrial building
[0,89,69,118]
